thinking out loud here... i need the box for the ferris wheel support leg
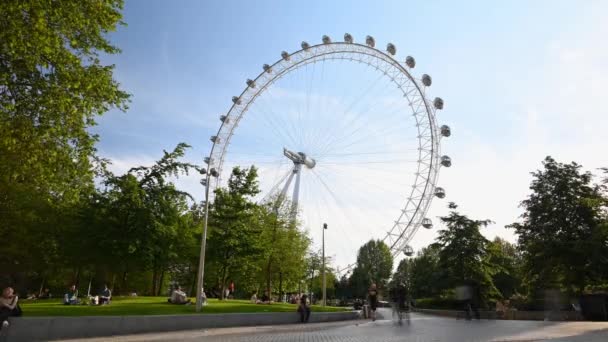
[280,168,296,200]
[291,164,302,220]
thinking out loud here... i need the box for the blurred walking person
[368,283,379,321]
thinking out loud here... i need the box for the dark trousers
[298,306,311,322]
[0,306,21,329]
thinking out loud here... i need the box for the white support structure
[279,147,315,222]
[291,163,302,220]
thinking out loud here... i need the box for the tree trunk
[266,258,272,300]
[110,273,116,293]
[310,270,314,302]
[86,277,92,297]
[188,267,197,297]
[220,266,228,300]
[74,267,81,286]
[151,266,158,296]
[265,211,281,298]
[38,277,45,297]
[121,270,128,296]
[158,270,165,296]
[279,272,283,302]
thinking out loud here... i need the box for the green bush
[584,284,608,294]
[415,297,461,310]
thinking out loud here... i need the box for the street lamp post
[195,174,211,312]
[322,223,327,306]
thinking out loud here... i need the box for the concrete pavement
[58,309,608,342]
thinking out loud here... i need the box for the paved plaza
[60,310,608,342]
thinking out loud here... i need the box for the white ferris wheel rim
[203,35,448,270]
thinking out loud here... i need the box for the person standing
[396,282,410,325]
[0,287,21,330]
[389,286,398,320]
[368,283,379,321]
[228,280,235,299]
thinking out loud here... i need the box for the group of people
[249,291,311,322]
[365,282,414,324]
[250,291,272,304]
[167,286,191,305]
[63,284,112,306]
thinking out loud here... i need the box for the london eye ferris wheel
[200,33,452,276]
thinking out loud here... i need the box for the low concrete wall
[1,311,359,342]
[415,308,582,321]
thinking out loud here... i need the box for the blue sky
[94,0,608,269]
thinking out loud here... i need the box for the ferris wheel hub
[283,147,316,169]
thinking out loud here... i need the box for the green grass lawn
[20,297,349,317]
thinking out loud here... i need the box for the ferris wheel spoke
[259,78,310,148]
[318,82,399,155]
[314,95,413,158]
[251,91,301,148]
[302,61,317,148]
[310,72,387,155]
[229,130,283,154]
[247,107,295,149]
[260,167,293,204]
[302,173,363,262]
[314,166,416,192]
[318,150,419,159]
[319,120,421,159]
[314,164,411,193]
[308,171,371,238]
[306,59,326,150]
[317,94,411,157]
[320,159,418,165]
[226,151,283,157]
[310,169,400,245]
[308,67,385,155]
[314,60,406,154]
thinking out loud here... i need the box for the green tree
[0,0,129,288]
[304,251,322,298]
[258,195,309,298]
[508,157,607,295]
[206,166,264,299]
[310,267,337,301]
[349,239,393,297]
[391,258,413,291]
[434,202,498,305]
[409,244,442,298]
[486,237,522,299]
[335,274,353,300]
[72,143,199,294]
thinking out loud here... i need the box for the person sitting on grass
[99,284,111,305]
[297,294,311,323]
[1,287,22,330]
[258,291,272,304]
[39,288,51,299]
[63,284,79,305]
[168,286,191,305]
